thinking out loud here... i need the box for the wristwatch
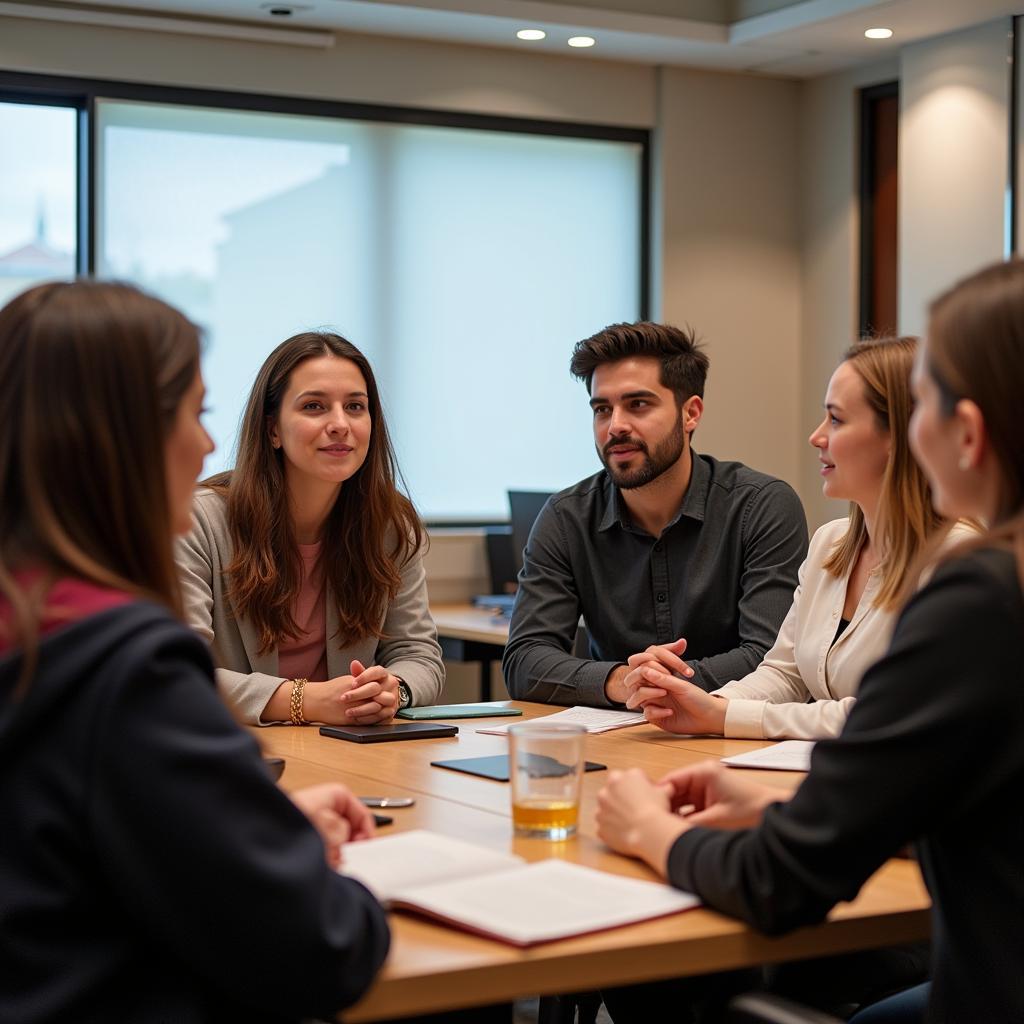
[396,679,412,710]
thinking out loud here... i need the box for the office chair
[537,991,602,1024]
[726,993,844,1024]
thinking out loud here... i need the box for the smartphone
[360,796,416,808]
[319,722,458,744]
[372,813,394,827]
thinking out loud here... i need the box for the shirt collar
[677,450,709,524]
[597,450,710,533]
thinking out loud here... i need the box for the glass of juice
[508,722,585,840]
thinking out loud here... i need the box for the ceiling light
[516,29,546,41]
[864,28,894,40]
[568,36,596,48]
[260,1,312,13]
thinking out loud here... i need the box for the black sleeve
[688,481,808,693]
[503,501,622,707]
[89,625,390,1019]
[667,551,1022,934]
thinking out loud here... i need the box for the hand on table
[290,783,376,869]
[595,768,689,875]
[658,760,779,830]
[340,660,400,723]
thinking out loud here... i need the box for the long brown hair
[0,281,200,677]
[823,336,944,609]
[205,332,422,654]
[923,259,1024,579]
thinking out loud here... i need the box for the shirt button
[657,592,667,603]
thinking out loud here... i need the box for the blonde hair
[823,336,944,609]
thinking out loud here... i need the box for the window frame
[0,69,651,523]
[0,81,89,275]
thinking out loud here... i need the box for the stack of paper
[477,706,645,736]
[720,740,815,772]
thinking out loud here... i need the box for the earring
[958,455,970,471]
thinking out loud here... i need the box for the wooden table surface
[429,603,510,645]
[255,702,930,1022]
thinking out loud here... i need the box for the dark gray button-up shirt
[502,453,808,707]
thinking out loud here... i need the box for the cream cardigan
[175,488,444,725]
[719,518,969,740]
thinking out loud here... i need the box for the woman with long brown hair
[622,335,965,740]
[596,258,1024,1023]
[177,331,443,726]
[0,282,388,1022]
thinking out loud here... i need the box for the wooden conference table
[255,703,930,1022]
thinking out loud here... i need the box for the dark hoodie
[0,593,389,1024]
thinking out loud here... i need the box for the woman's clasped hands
[301,659,401,724]
[622,637,728,736]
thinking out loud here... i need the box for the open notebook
[340,830,699,947]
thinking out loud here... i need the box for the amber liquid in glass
[512,799,579,837]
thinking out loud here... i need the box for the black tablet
[319,722,458,743]
[430,754,606,782]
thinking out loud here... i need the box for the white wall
[899,18,1012,334]
[657,66,803,489]
[797,57,899,531]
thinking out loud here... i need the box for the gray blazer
[175,488,444,725]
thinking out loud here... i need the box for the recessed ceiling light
[568,36,596,48]
[865,27,894,40]
[516,29,546,41]
[260,1,313,13]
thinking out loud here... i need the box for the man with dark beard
[503,322,808,707]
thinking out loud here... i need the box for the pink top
[278,542,328,682]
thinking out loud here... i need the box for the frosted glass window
[0,101,77,308]
[97,100,642,518]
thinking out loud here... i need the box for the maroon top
[0,575,134,656]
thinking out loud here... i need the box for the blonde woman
[626,336,964,740]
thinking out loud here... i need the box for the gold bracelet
[289,678,309,726]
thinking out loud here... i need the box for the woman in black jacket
[596,258,1024,1024]
[0,281,390,1023]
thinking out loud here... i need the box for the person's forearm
[503,639,620,707]
[262,679,340,725]
[261,679,296,723]
[604,664,630,705]
[633,812,691,877]
[687,643,767,693]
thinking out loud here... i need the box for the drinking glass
[508,722,585,840]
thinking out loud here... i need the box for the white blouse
[718,518,970,740]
